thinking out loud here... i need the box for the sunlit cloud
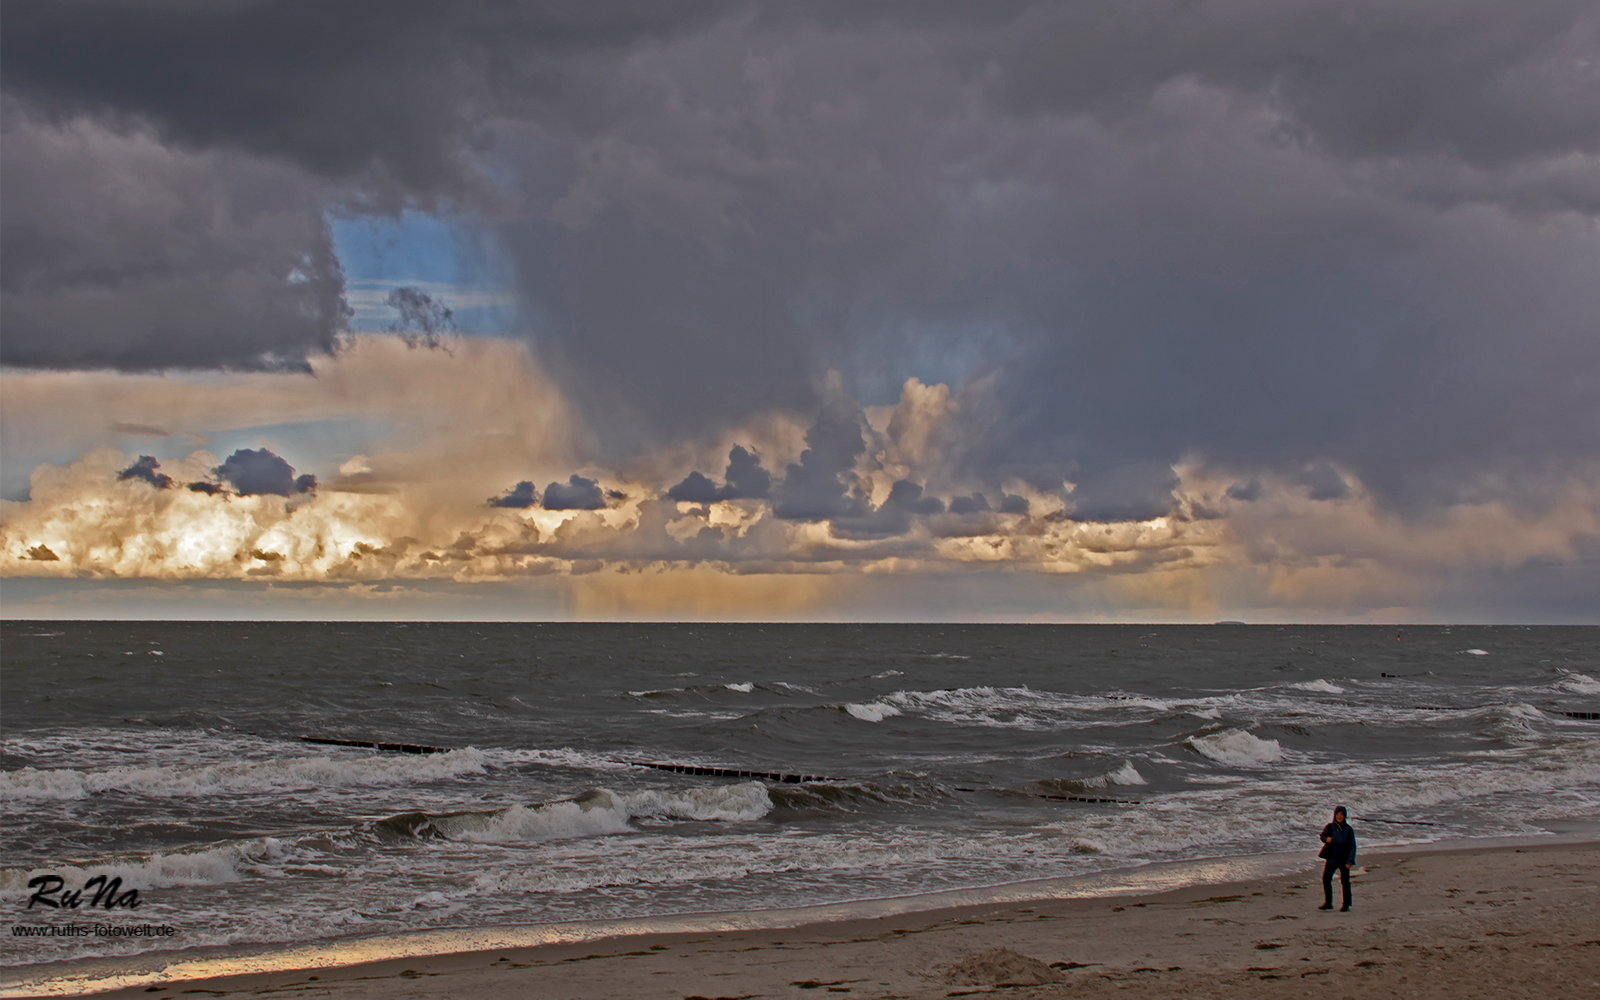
[5,340,1596,619]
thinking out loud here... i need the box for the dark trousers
[1322,860,1351,907]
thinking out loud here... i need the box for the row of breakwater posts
[300,736,453,755]
[296,735,1557,821]
[300,705,1600,760]
[295,737,839,784]
[623,760,837,784]
[296,736,1143,802]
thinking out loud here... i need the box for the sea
[2,623,1598,990]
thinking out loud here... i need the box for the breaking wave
[1033,761,1148,794]
[0,838,291,899]
[1290,679,1345,694]
[0,748,488,801]
[1554,671,1600,695]
[845,702,902,722]
[375,783,773,845]
[1185,728,1283,767]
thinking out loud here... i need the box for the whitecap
[1185,728,1283,766]
[0,838,289,899]
[845,702,902,723]
[1554,671,1600,695]
[724,682,755,693]
[620,781,773,823]
[1462,648,1490,656]
[430,783,773,844]
[419,793,632,844]
[1290,679,1345,694]
[0,748,488,801]
[1082,761,1148,787]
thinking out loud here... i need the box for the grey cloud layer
[0,0,734,195]
[0,109,348,370]
[4,0,1596,525]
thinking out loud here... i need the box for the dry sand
[78,840,1600,999]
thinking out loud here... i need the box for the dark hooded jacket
[1319,815,1356,866]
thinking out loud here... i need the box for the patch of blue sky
[839,316,1017,405]
[330,211,520,336]
[2,445,82,501]
[1,417,391,501]
[197,418,395,479]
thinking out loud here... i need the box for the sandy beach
[68,839,1598,1000]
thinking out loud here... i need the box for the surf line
[298,737,838,783]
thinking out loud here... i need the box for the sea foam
[0,838,291,899]
[0,748,487,801]
[389,782,774,845]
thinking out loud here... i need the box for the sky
[2,0,1598,622]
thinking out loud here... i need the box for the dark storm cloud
[488,481,541,509]
[543,474,607,510]
[664,472,722,505]
[998,493,1030,516]
[1066,463,1182,523]
[387,287,457,347]
[943,491,1027,517]
[666,445,772,503]
[0,0,735,196]
[948,493,990,516]
[771,402,869,521]
[1299,464,1351,502]
[118,456,174,490]
[0,108,349,371]
[988,0,1600,167]
[1226,480,1263,503]
[214,449,316,497]
[0,0,724,371]
[482,0,1600,514]
[5,1,1597,527]
[832,480,946,540]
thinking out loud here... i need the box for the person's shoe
[1317,903,1333,910]
[1339,905,1351,912]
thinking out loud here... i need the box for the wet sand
[71,840,1600,999]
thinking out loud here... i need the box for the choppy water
[2,623,1597,975]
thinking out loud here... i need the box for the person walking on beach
[1318,806,1356,911]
